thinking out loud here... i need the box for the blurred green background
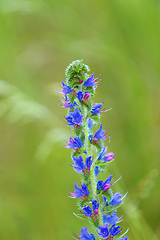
[0,0,160,239]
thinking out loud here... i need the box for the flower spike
[58,60,129,240]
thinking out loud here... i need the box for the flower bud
[103,184,110,191]
[104,153,114,162]
[84,92,90,99]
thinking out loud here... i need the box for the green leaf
[95,159,114,166]
[116,228,129,240]
[73,212,87,221]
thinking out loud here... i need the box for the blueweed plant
[58,60,128,240]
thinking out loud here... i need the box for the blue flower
[110,224,121,236]
[80,227,95,240]
[98,146,106,159]
[88,135,93,142]
[72,156,93,174]
[91,103,105,114]
[97,180,103,190]
[97,175,113,191]
[85,156,93,168]
[94,166,100,177]
[110,192,123,205]
[92,200,99,212]
[90,234,95,240]
[87,118,93,130]
[83,73,99,88]
[72,156,85,173]
[83,205,92,216]
[103,211,118,225]
[81,183,90,196]
[65,137,84,150]
[59,81,72,94]
[77,91,84,101]
[65,116,75,125]
[103,175,113,185]
[69,108,83,125]
[77,91,90,105]
[98,224,110,239]
[69,183,90,198]
[69,183,83,198]
[93,123,108,140]
[103,196,109,206]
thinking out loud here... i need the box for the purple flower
[66,108,83,125]
[58,81,72,94]
[83,205,92,216]
[83,73,99,88]
[103,211,118,225]
[110,224,122,236]
[91,103,105,114]
[98,146,114,162]
[98,224,110,239]
[103,184,110,191]
[69,183,90,198]
[93,123,108,140]
[79,227,95,240]
[104,152,114,162]
[84,92,90,99]
[119,237,128,240]
[110,192,123,205]
[65,137,84,150]
[59,95,75,108]
[72,156,85,173]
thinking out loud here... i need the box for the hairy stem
[83,106,103,240]
[83,106,97,200]
[98,197,103,226]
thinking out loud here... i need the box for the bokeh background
[0,0,160,239]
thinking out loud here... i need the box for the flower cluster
[58,60,128,240]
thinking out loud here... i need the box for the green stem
[83,106,103,240]
[98,197,103,227]
[83,106,97,200]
